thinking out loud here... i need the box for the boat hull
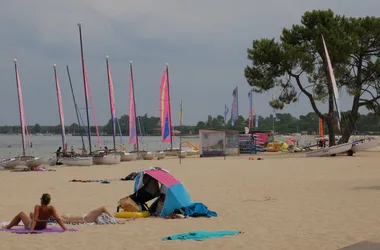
[21,156,44,168]
[178,151,187,159]
[352,139,378,153]
[142,152,155,160]
[305,142,353,157]
[157,151,166,160]
[120,152,137,161]
[0,158,22,169]
[61,157,93,166]
[93,154,121,165]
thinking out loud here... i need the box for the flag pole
[179,100,183,164]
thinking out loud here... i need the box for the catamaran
[305,34,353,157]
[51,64,93,167]
[10,59,43,169]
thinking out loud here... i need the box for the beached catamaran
[52,65,93,166]
[11,59,43,168]
[93,56,121,165]
[305,34,353,157]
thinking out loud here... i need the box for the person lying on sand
[58,206,130,224]
[3,193,67,233]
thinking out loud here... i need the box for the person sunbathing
[59,206,128,224]
[3,193,67,233]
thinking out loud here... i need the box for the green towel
[162,230,241,241]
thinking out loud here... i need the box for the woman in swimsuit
[59,206,128,224]
[4,193,67,233]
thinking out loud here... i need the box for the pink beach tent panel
[145,170,180,187]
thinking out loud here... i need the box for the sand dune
[1,149,380,250]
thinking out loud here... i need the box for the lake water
[0,134,199,159]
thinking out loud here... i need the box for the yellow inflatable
[114,211,151,218]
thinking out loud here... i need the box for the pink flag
[129,67,137,145]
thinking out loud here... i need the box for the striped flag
[179,100,183,125]
[248,90,254,129]
[224,104,229,124]
[231,87,238,126]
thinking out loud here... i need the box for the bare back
[33,205,55,229]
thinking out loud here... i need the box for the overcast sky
[0,0,378,126]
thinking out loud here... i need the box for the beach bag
[119,196,141,212]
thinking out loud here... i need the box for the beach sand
[1,150,380,250]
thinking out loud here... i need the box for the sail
[129,69,137,145]
[160,70,171,143]
[84,65,101,145]
[15,64,27,152]
[54,69,67,149]
[321,34,342,129]
[106,61,117,137]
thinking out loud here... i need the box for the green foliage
[244,9,380,143]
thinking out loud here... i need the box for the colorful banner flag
[231,87,238,126]
[224,104,229,124]
[160,70,172,143]
[129,64,137,145]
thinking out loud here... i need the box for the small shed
[199,129,240,157]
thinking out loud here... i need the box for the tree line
[0,111,379,136]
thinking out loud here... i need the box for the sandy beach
[1,150,380,250]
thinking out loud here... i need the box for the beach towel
[162,230,241,241]
[70,178,118,183]
[0,227,77,234]
[182,202,217,217]
[11,168,56,172]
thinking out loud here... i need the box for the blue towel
[182,202,217,217]
[162,230,240,241]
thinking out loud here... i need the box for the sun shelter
[133,167,191,217]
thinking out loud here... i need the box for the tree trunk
[340,95,360,143]
[325,117,336,146]
[340,127,351,143]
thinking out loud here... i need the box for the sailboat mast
[66,65,86,150]
[105,56,116,152]
[129,61,139,152]
[165,63,173,150]
[13,58,25,157]
[53,64,65,149]
[77,22,92,154]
